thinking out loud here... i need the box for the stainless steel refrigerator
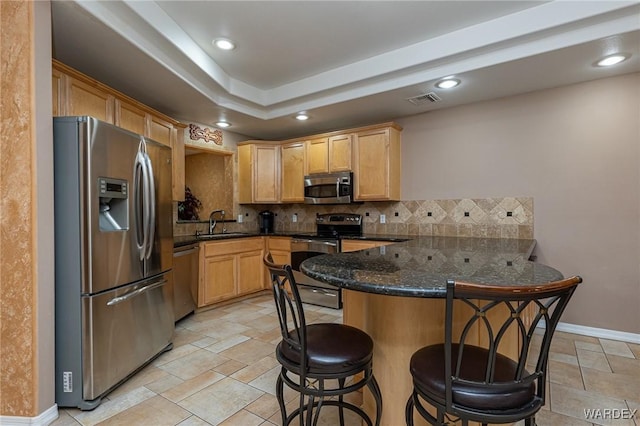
[53,116,174,410]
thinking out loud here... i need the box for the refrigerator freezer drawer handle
[106,279,167,306]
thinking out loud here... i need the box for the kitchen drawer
[203,237,264,257]
[267,236,291,251]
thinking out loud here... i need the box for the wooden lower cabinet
[199,237,265,307]
[238,249,266,294]
[340,239,392,253]
[201,254,236,306]
[265,236,291,287]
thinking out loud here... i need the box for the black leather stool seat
[410,344,535,410]
[279,323,374,373]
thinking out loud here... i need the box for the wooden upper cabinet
[52,68,64,116]
[115,99,147,136]
[281,142,306,203]
[66,76,114,122]
[305,134,352,174]
[328,134,352,172]
[147,115,173,147]
[306,137,329,174]
[238,143,280,204]
[353,126,401,201]
[52,60,186,201]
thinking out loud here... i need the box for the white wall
[398,73,640,334]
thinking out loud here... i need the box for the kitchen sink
[195,232,252,240]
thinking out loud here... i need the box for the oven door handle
[292,239,338,247]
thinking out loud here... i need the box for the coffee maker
[258,210,274,234]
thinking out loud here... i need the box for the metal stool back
[406,276,582,425]
[264,252,383,426]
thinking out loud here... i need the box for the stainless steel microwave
[304,171,353,204]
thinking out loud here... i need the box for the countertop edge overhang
[173,232,409,248]
[300,237,565,298]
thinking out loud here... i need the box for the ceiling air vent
[407,92,442,105]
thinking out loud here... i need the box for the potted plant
[177,186,202,220]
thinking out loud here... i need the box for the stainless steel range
[291,213,362,309]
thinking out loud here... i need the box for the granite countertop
[300,236,564,298]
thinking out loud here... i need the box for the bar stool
[406,276,582,426]
[264,252,383,426]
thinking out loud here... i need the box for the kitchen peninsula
[300,236,564,425]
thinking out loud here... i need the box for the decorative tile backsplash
[175,197,533,239]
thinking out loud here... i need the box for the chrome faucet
[209,209,225,234]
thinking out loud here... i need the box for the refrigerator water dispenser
[98,177,128,231]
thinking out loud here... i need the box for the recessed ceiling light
[295,113,309,121]
[213,38,235,51]
[596,54,629,67]
[216,121,231,128]
[435,78,461,89]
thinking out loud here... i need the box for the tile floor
[52,294,640,426]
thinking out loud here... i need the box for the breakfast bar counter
[300,236,564,425]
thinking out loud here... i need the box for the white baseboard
[0,405,58,426]
[555,321,640,344]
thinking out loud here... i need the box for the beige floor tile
[205,334,251,353]
[550,382,632,425]
[534,407,593,425]
[191,306,232,322]
[190,336,219,348]
[152,343,201,367]
[52,410,81,425]
[231,355,280,383]
[247,366,282,396]
[606,353,640,378]
[105,364,169,400]
[144,373,185,395]
[243,326,282,343]
[68,387,157,426]
[555,331,601,344]
[178,377,264,425]
[237,314,281,331]
[188,318,252,339]
[575,340,604,353]
[219,338,276,364]
[218,409,265,426]
[172,326,212,348]
[549,351,579,366]
[548,359,585,389]
[628,342,640,359]
[213,358,247,376]
[551,335,578,356]
[96,395,191,426]
[177,415,211,425]
[244,393,281,420]
[582,366,640,403]
[577,348,612,372]
[159,348,230,380]
[161,370,226,403]
[600,339,636,358]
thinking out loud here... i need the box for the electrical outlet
[237,214,243,223]
[292,213,298,223]
[380,214,386,224]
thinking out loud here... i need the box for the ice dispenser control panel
[99,177,127,198]
[98,177,129,231]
